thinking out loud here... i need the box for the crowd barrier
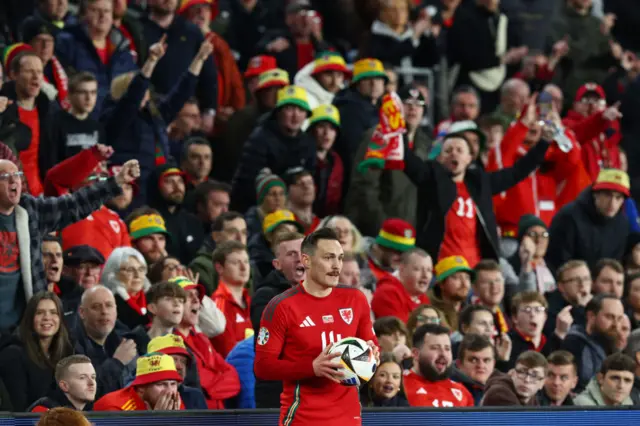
[9,407,640,425]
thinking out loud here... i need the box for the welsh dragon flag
[357,92,407,173]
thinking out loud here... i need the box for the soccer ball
[328,337,377,386]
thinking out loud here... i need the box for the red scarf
[126,291,148,316]
[46,56,69,110]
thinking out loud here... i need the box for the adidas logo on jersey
[299,316,316,327]
[416,388,427,395]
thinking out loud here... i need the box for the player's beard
[418,357,452,382]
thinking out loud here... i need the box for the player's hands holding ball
[313,344,345,383]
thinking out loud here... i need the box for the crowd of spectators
[0,0,639,415]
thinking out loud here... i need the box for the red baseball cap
[574,82,605,103]
[244,55,277,78]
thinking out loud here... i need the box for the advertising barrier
[10,407,640,426]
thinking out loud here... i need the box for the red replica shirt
[403,370,474,407]
[371,275,429,323]
[439,182,481,267]
[93,386,185,411]
[18,106,43,195]
[211,281,253,357]
[61,206,130,260]
[255,284,377,426]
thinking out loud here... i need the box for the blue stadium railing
[10,407,640,426]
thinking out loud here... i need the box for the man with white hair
[71,285,138,398]
[0,157,139,333]
[491,78,531,130]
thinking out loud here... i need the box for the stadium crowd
[0,0,640,418]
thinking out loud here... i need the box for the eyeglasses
[416,315,440,324]
[562,276,591,285]
[519,306,546,315]
[0,171,23,181]
[515,368,544,382]
[163,263,182,272]
[526,230,549,239]
[120,266,147,276]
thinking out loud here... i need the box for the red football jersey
[255,284,377,426]
[403,369,474,407]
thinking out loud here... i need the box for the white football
[328,337,377,386]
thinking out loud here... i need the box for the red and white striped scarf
[46,56,70,110]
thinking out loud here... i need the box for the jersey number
[432,399,454,407]
[321,331,343,350]
[455,197,474,218]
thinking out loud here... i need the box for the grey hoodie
[574,377,634,406]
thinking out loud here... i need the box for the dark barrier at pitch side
[9,407,640,425]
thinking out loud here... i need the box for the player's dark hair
[459,304,493,333]
[412,323,450,348]
[211,211,244,233]
[457,333,495,361]
[301,228,340,256]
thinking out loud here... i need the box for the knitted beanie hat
[255,168,286,205]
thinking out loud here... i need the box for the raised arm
[36,160,140,233]
[158,37,214,123]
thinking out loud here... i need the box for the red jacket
[175,328,240,409]
[44,146,102,196]
[210,281,253,357]
[487,122,588,235]
[371,274,430,323]
[562,110,621,181]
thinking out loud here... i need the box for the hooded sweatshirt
[451,364,486,406]
[574,377,634,406]
[481,370,539,406]
[560,325,610,392]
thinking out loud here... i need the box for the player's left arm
[355,291,380,364]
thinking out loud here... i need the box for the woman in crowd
[148,255,185,283]
[0,292,73,411]
[318,215,365,260]
[360,353,409,407]
[406,304,449,339]
[101,247,151,330]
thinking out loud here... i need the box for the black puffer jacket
[546,187,629,274]
[247,233,276,287]
[332,87,379,188]
[231,113,316,213]
[404,139,550,261]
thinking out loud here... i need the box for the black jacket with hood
[546,187,629,274]
[230,111,316,213]
[147,163,204,265]
[332,87,380,189]
[404,139,550,262]
[247,233,276,284]
[250,269,294,408]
